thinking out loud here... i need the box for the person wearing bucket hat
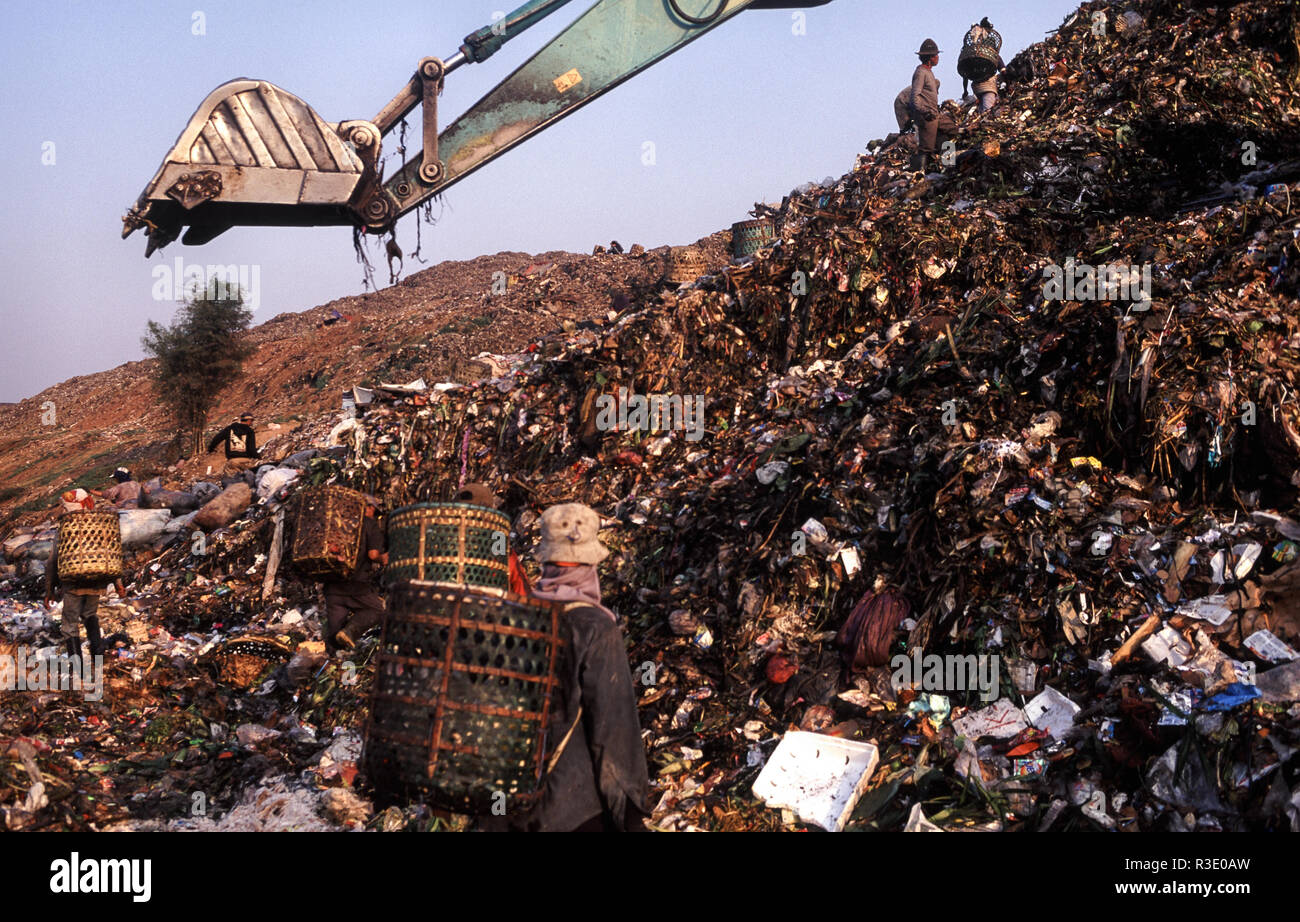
[323,494,388,653]
[45,495,127,661]
[893,37,957,172]
[484,502,649,831]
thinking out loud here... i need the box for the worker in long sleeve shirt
[322,495,387,653]
[898,38,957,171]
[44,491,127,659]
[961,18,1005,112]
[207,413,260,475]
[485,502,650,832]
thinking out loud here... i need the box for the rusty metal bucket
[122,80,381,255]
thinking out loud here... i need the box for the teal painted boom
[382,0,759,221]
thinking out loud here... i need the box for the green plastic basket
[386,502,511,591]
[732,218,776,257]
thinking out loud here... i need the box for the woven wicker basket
[731,218,776,258]
[958,29,1002,82]
[290,485,367,579]
[363,583,566,812]
[208,636,294,689]
[664,247,707,285]
[386,503,511,591]
[56,511,123,584]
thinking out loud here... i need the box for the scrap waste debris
[3,0,1300,832]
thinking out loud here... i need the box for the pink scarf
[529,564,616,622]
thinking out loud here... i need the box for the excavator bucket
[124,1,836,256]
[122,80,379,255]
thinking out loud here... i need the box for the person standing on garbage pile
[43,490,127,660]
[207,412,260,475]
[323,494,388,654]
[961,18,1004,112]
[454,482,531,596]
[484,502,649,832]
[92,468,142,510]
[900,38,957,172]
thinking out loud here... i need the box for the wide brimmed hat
[536,503,609,565]
[917,38,941,56]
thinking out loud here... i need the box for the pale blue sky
[0,0,1074,402]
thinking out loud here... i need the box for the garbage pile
[0,453,406,831]
[333,0,1300,831]
[3,0,1299,831]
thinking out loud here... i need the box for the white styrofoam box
[752,731,880,832]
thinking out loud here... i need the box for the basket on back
[385,502,511,591]
[958,27,1003,83]
[731,218,776,258]
[363,583,566,812]
[289,485,367,579]
[57,511,123,585]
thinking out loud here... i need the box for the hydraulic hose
[667,0,728,26]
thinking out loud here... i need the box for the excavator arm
[123,0,830,256]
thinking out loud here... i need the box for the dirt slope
[0,234,730,527]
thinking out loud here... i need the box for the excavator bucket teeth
[122,80,370,254]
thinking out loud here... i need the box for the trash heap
[335,0,1300,831]
[3,0,1299,832]
[0,451,404,832]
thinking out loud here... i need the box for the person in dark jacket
[44,491,127,659]
[487,502,649,832]
[207,413,260,475]
[324,495,387,653]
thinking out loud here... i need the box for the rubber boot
[84,616,104,658]
[64,636,80,659]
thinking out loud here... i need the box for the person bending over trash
[44,490,127,659]
[207,412,261,475]
[92,467,142,510]
[322,494,388,654]
[894,38,957,172]
[483,502,650,831]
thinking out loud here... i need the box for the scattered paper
[952,698,1028,741]
[1177,595,1233,626]
[1025,686,1081,739]
[1245,629,1299,663]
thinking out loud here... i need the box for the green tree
[142,279,254,457]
